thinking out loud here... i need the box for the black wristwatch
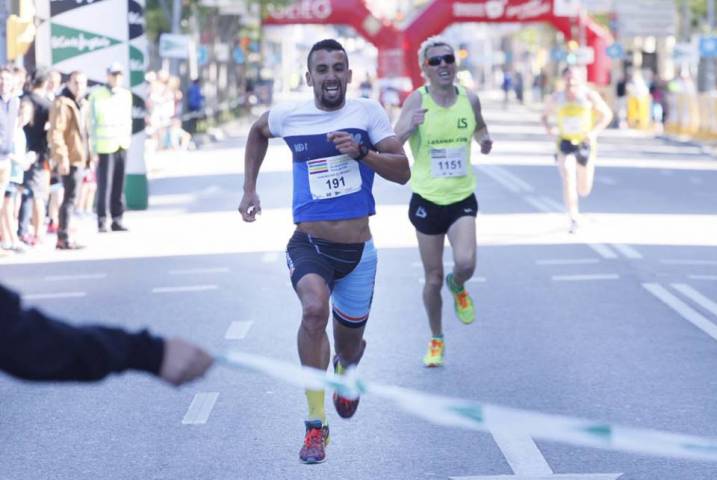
[355,144,370,161]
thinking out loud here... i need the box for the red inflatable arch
[264,0,612,89]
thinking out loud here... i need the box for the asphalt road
[1,97,716,480]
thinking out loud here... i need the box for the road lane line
[412,261,455,268]
[552,274,620,282]
[587,244,618,259]
[536,258,600,266]
[490,430,553,475]
[689,275,717,281]
[451,474,621,479]
[524,195,553,212]
[418,277,486,284]
[493,166,534,192]
[169,267,229,275]
[611,244,643,259]
[22,292,86,300]
[152,285,218,293]
[481,166,522,193]
[43,273,107,281]
[643,283,717,342]
[539,196,565,212]
[671,284,717,318]
[225,321,254,340]
[182,392,219,425]
[660,259,717,266]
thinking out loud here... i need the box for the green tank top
[408,85,477,205]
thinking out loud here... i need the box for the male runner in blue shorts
[238,39,410,464]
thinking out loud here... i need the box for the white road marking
[587,244,618,259]
[689,275,717,281]
[453,429,621,479]
[536,258,600,266]
[481,166,526,193]
[412,261,455,268]
[596,175,617,186]
[152,285,218,293]
[43,273,107,281]
[660,259,717,265]
[169,267,230,275]
[552,274,620,282]
[523,196,553,213]
[490,430,552,476]
[671,283,717,318]
[643,283,717,342]
[225,321,254,340]
[182,392,219,425]
[493,166,534,192]
[22,292,86,300]
[538,196,564,212]
[451,474,622,479]
[611,244,643,259]
[418,277,486,284]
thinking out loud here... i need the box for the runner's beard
[319,84,345,109]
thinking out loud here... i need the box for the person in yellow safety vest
[89,62,132,233]
[541,66,612,234]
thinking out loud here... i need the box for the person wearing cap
[89,62,133,233]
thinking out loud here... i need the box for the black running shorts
[558,139,591,166]
[408,193,478,235]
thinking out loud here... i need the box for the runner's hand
[327,131,361,158]
[480,137,493,154]
[410,108,428,130]
[238,191,262,222]
[159,337,214,386]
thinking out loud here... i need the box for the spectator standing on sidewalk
[0,68,20,246]
[18,68,53,246]
[89,62,132,233]
[48,70,90,250]
[185,77,204,135]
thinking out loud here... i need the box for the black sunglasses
[425,54,456,67]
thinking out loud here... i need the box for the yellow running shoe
[423,337,445,367]
[446,273,475,325]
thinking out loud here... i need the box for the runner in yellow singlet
[395,36,492,367]
[541,66,612,233]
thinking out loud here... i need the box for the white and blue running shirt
[268,98,395,224]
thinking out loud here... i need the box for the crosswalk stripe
[643,283,717,342]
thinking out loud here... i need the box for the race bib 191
[430,146,468,178]
[307,154,362,200]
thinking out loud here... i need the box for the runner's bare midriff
[297,217,371,243]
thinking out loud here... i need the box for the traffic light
[6,14,35,60]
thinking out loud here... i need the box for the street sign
[159,33,190,59]
[673,42,695,61]
[575,47,595,65]
[553,0,580,17]
[615,0,676,38]
[699,36,717,58]
[606,43,625,60]
[550,47,566,62]
[197,46,208,66]
[232,47,245,65]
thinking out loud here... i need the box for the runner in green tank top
[395,36,492,368]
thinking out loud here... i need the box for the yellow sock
[305,389,326,424]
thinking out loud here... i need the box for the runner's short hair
[307,39,348,70]
[417,35,454,71]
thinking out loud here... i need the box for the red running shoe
[332,355,360,419]
[299,420,329,464]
